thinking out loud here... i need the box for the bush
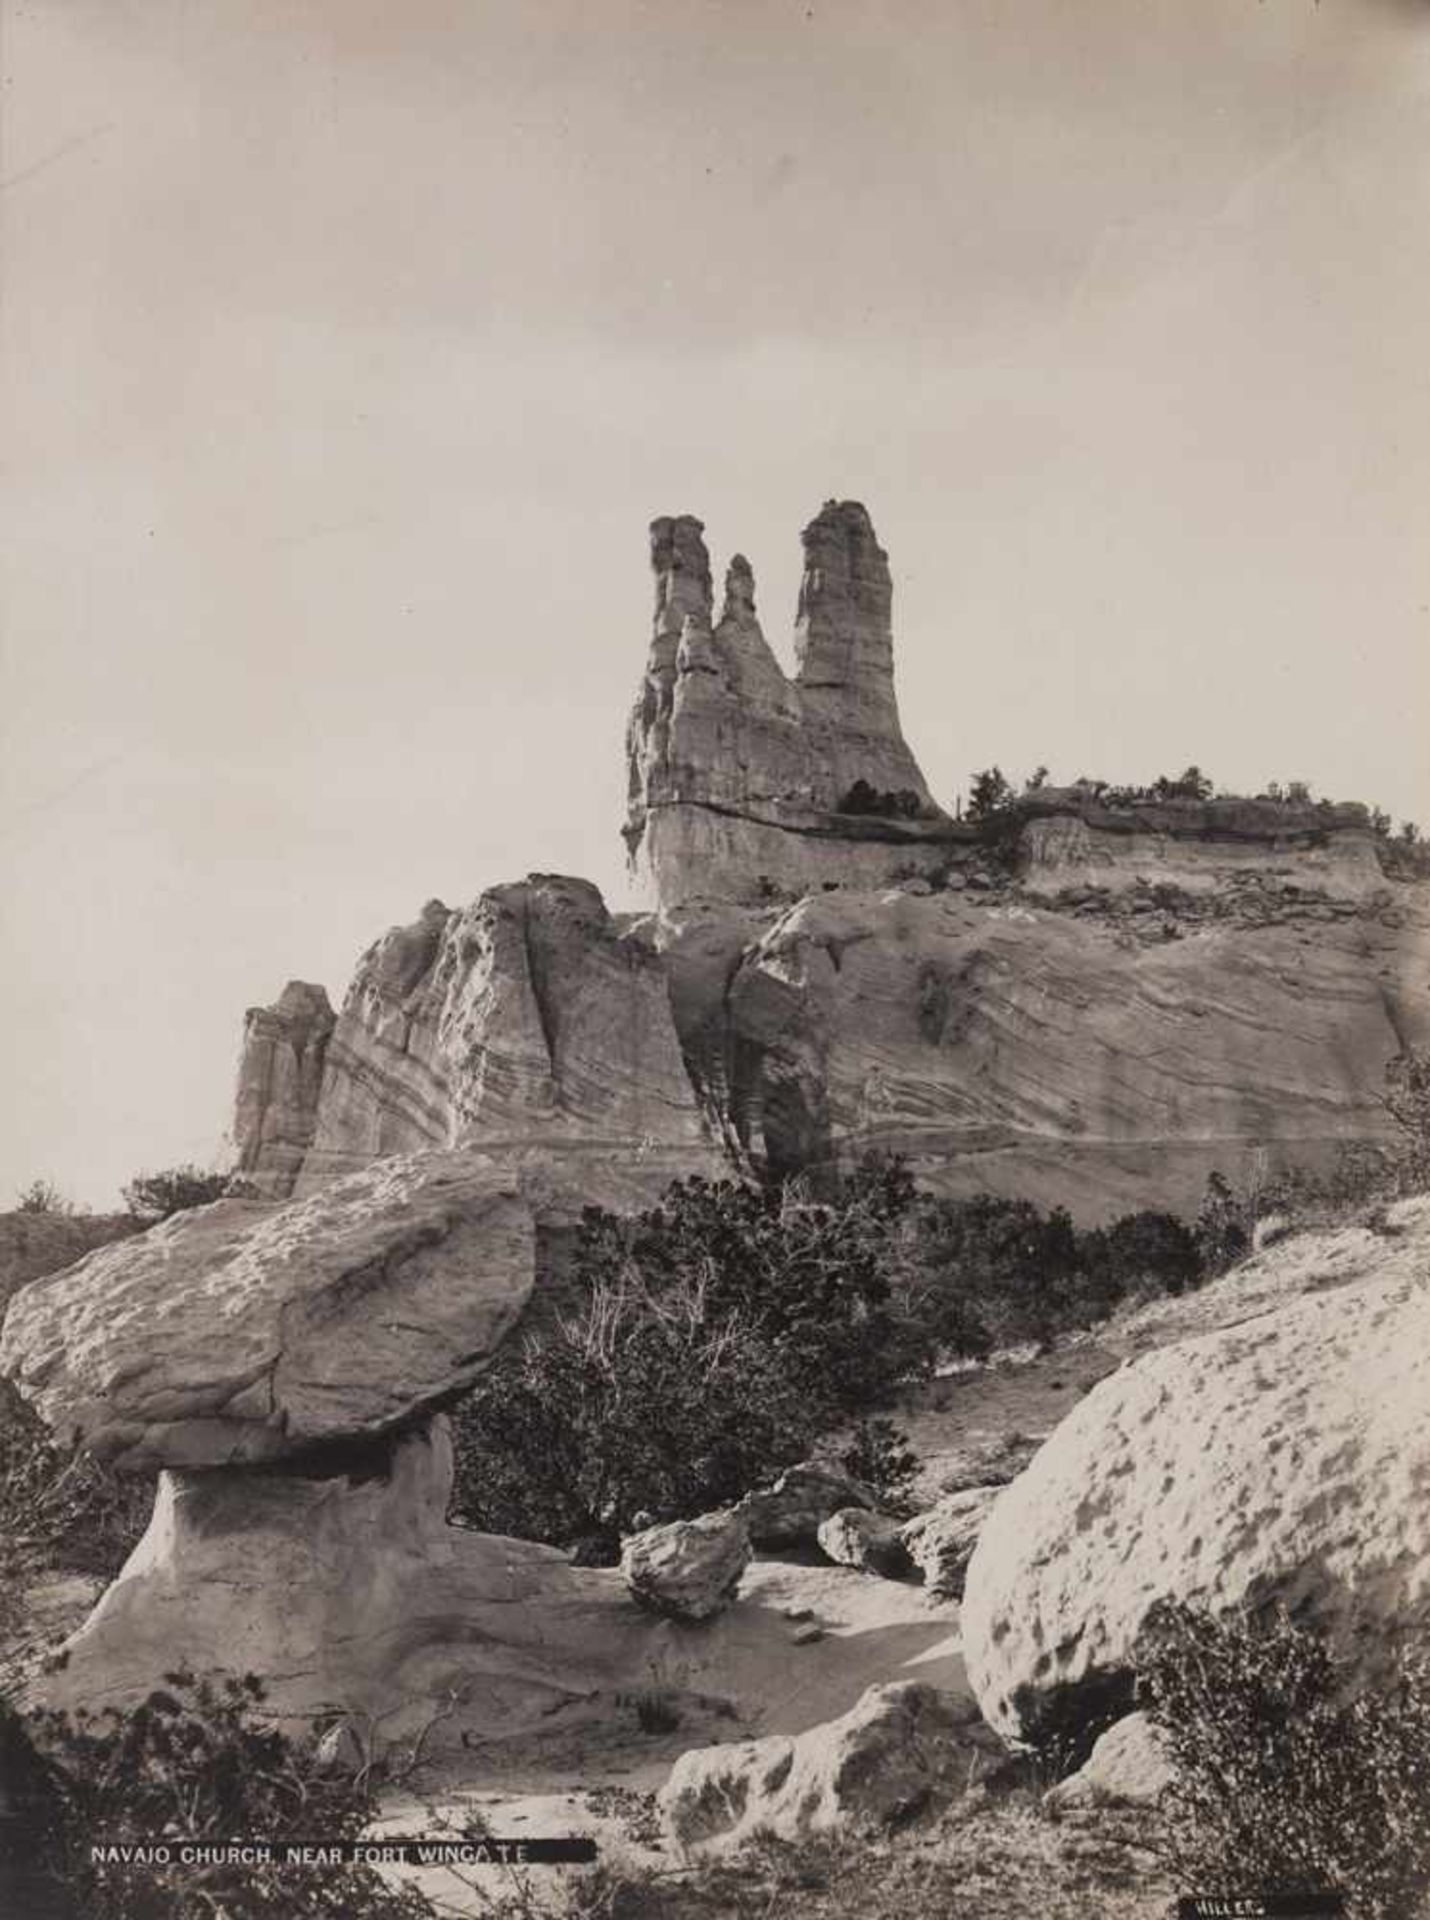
[14,1181,75,1218]
[1137,1603,1430,1920]
[0,1380,152,1584]
[450,1264,817,1553]
[1081,1210,1202,1300]
[837,1418,920,1516]
[122,1165,239,1223]
[450,1165,937,1550]
[7,1670,437,1919]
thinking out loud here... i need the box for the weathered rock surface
[737,1462,876,1551]
[962,1198,1430,1746]
[626,504,955,909]
[659,1681,1006,1854]
[710,882,1430,1214]
[232,981,336,1199]
[899,1487,1003,1600]
[0,1153,536,1470]
[236,876,719,1200]
[226,505,1430,1224]
[621,1511,751,1622]
[1043,1712,1175,1811]
[32,1417,667,1741]
[816,1507,910,1579]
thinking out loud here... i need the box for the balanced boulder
[0,1152,536,1470]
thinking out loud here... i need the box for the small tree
[1138,1603,1430,1920]
[14,1180,74,1217]
[967,766,1014,821]
[122,1164,234,1223]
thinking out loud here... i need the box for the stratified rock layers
[232,876,719,1200]
[233,981,336,1198]
[626,503,953,907]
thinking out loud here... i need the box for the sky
[2,0,1428,1208]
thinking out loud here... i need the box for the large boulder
[621,1511,751,1622]
[899,1487,1002,1601]
[962,1200,1430,1746]
[659,1681,1006,1854]
[0,1152,536,1470]
[736,1462,876,1551]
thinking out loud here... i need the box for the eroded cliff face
[235,876,718,1200]
[232,502,1430,1221]
[625,502,957,907]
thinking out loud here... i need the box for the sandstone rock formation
[0,1153,535,1470]
[232,981,336,1199]
[899,1486,1003,1601]
[234,875,720,1200]
[961,1197,1430,1746]
[1042,1712,1175,1811]
[658,1681,1006,1854]
[621,1511,752,1622]
[228,503,1430,1223]
[625,503,956,908]
[816,1507,910,1579]
[705,880,1430,1212]
[736,1462,876,1551]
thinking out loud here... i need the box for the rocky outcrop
[899,1487,1003,1601]
[736,1462,876,1551]
[626,503,955,908]
[232,981,336,1199]
[658,1681,1006,1854]
[621,1511,751,1622]
[236,876,720,1200]
[706,883,1430,1213]
[961,1198,1430,1747]
[0,1153,536,1470]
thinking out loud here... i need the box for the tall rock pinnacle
[626,500,947,907]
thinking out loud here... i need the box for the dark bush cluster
[450,1164,1216,1553]
[1138,1604,1430,1920]
[0,1380,152,1586]
[836,779,928,821]
[2,1671,436,1919]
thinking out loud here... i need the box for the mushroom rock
[0,1152,538,1472]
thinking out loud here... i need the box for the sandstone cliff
[231,503,1430,1220]
[234,876,719,1200]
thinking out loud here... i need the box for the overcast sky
[2,0,1428,1207]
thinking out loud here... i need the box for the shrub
[122,1165,239,1223]
[0,1380,152,1583]
[9,1670,437,1918]
[967,766,1014,821]
[450,1164,937,1550]
[1137,1603,1430,1920]
[913,1195,1085,1348]
[450,1264,817,1552]
[1193,1172,1251,1277]
[14,1180,75,1217]
[1081,1210,1202,1300]
[837,1417,920,1515]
